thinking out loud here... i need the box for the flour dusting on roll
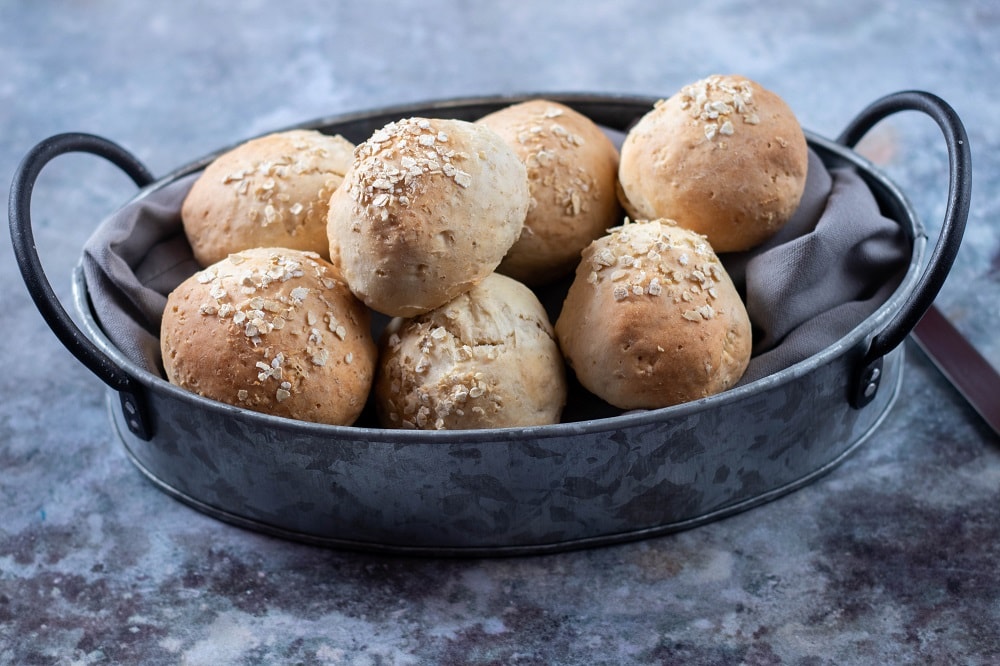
[555,220,751,410]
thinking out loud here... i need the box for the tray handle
[836,91,972,408]
[8,132,155,439]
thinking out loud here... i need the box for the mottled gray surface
[2,1,999,664]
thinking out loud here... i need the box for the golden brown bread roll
[617,75,808,252]
[181,130,354,267]
[375,272,567,430]
[476,100,622,285]
[161,247,376,426]
[555,220,751,410]
[326,117,530,317]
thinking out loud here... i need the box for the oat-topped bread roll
[375,273,566,430]
[182,129,355,267]
[618,75,808,253]
[555,220,751,410]
[161,247,376,426]
[327,117,530,317]
[476,100,621,285]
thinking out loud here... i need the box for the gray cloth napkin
[81,150,909,396]
[82,173,200,373]
[728,150,909,384]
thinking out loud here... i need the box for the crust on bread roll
[618,75,808,253]
[181,130,355,267]
[161,248,376,426]
[375,273,566,430]
[555,220,751,410]
[327,117,529,317]
[476,100,621,285]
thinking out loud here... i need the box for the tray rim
[104,352,905,557]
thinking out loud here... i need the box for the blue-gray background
[2,2,998,664]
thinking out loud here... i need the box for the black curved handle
[8,132,155,437]
[836,91,972,407]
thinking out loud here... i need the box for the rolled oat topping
[677,75,761,140]
[349,118,475,221]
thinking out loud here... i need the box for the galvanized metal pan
[9,91,971,556]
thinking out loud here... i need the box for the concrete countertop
[2,2,998,664]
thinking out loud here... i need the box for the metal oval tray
[11,92,971,555]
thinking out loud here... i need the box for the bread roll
[161,247,375,426]
[327,117,529,317]
[618,75,808,252]
[476,100,621,285]
[555,220,751,410]
[375,273,566,430]
[181,130,354,267]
